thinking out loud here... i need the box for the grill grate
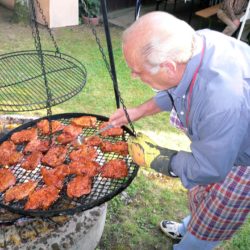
[0,113,138,217]
[0,51,87,112]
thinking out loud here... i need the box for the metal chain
[34,0,60,54]
[29,0,53,140]
[80,0,136,135]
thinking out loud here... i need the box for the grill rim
[0,112,139,217]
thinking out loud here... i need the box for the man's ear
[160,60,177,77]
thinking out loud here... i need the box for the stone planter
[0,0,15,9]
[82,15,100,26]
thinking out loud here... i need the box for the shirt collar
[168,34,205,99]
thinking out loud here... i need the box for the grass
[0,13,249,250]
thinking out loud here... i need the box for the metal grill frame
[0,113,139,217]
[0,50,87,112]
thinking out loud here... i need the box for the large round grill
[0,113,138,217]
[0,51,87,112]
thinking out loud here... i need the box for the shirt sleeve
[223,0,237,20]
[171,99,248,189]
[153,91,173,111]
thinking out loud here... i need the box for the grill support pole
[100,0,120,109]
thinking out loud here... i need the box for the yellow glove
[128,132,178,177]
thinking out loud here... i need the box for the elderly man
[217,0,248,36]
[109,12,250,250]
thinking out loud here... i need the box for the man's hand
[128,132,178,177]
[233,19,240,27]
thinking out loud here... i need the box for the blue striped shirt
[154,29,250,189]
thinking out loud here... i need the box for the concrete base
[1,203,107,250]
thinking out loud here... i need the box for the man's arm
[109,97,162,127]
[171,102,248,189]
[223,0,238,21]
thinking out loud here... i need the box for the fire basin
[0,203,107,250]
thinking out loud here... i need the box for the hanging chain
[29,0,53,140]
[80,0,136,135]
[34,0,60,54]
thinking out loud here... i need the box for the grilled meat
[41,165,70,189]
[101,159,128,179]
[24,139,50,154]
[71,116,97,128]
[100,141,128,156]
[37,119,65,135]
[24,185,60,210]
[0,141,23,166]
[0,141,16,152]
[99,122,123,137]
[42,145,67,167]
[67,175,92,198]
[57,133,76,144]
[69,161,100,177]
[69,145,97,163]
[2,151,23,166]
[84,136,102,147]
[62,125,82,137]
[11,128,37,144]
[21,151,43,171]
[0,168,16,192]
[4,180,38,203]
[57,125,82,144]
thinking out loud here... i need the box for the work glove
[128,132,178,177]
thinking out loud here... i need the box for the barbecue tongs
[77,124,114,145]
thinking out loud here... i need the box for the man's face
[123,45,175,91]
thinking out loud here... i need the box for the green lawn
[0,18,249,250]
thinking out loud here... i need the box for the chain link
[80,0,136,135]
[29,0,53,141]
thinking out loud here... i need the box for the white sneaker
[160,220,183,240]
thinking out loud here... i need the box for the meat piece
[99,122,123,137]
[0,141,16,153]
[57,133,76,144]
[100,141,128,156]
[4,152,23,166]
[57,125,82,144]
[42,145,67,167]
[0,141,23,166]
[84,136,102,147]
[4,180,38,203]
[69,161,100,177]
[24,139,50,154]
[0,168,16,192]
[21,151,43,171]
[37,119,65,135]
[41,165,70,189]
[69,145,97,163]
[71,116,97,128]
[24,185,60,210]
[11,128,37,144]
[63,125,82,137]
[67,175,92,198]
[0,141,22,165]
[101,159,128,179]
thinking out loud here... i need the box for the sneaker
[160,220,183,240]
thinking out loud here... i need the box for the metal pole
[100,0,120,109]
[237,1,250,40]
[135,0,142,20]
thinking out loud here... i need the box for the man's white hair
[123,12,195,69]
